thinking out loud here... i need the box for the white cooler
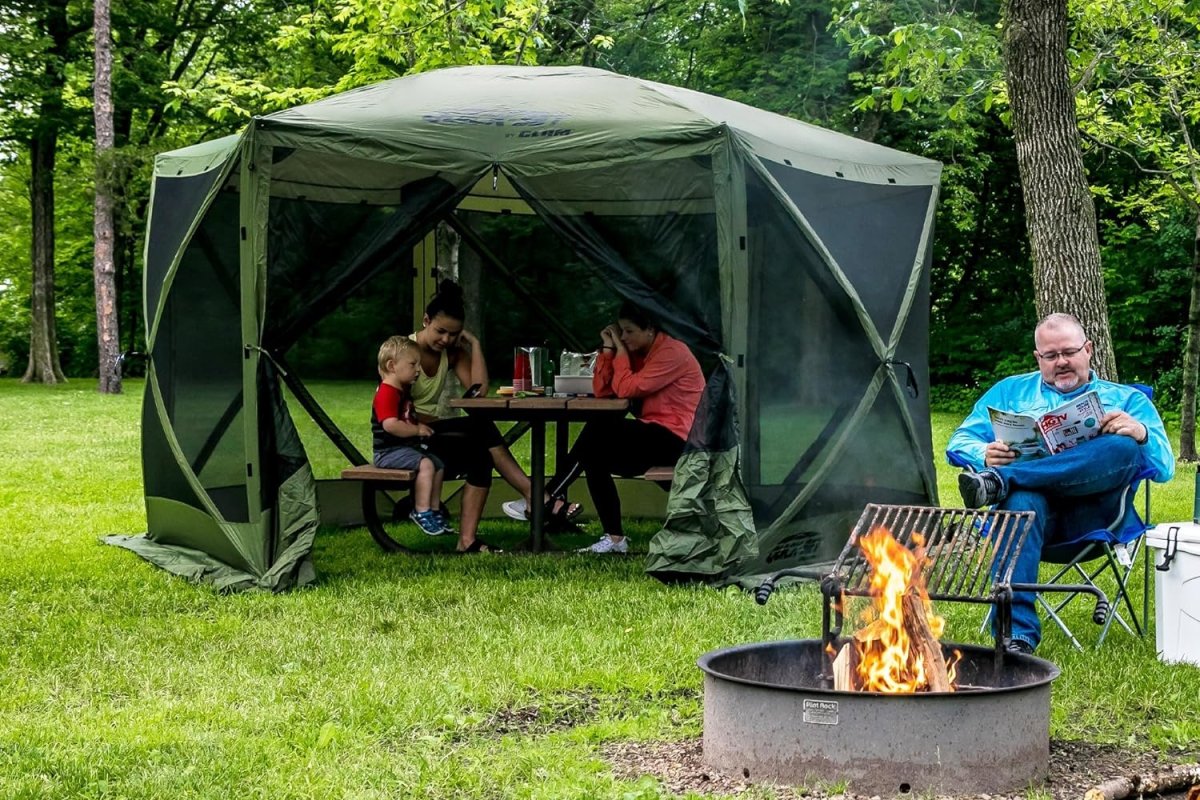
[1146,522,1200,666]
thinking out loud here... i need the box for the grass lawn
[2,378,1199,799]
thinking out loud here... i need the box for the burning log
[831,643,854,691]
[901,592,951,692]
[832,595,950,693]
[834,525,956,693]
[1083,764,1200,800]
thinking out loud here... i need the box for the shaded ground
[601,739,1200,800]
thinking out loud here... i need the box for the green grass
[2,378,1198,799]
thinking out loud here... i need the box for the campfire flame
[850,526,958,693]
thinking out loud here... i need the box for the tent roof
[157,66,940,186]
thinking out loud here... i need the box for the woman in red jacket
[547,302,705,554]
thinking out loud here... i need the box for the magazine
[987,390,1105,460]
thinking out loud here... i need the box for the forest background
[1,0,1197,429]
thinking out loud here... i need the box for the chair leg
[1036,593,1085,650]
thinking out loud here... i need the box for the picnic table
[449,396,630,551]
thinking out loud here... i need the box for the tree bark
[20,0,74,385]
[93,0,121,394]
[1180,212,1200,462]
[24,132,67,384]
[1003,0,1117,380]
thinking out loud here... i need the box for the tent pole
[712,133,752,479]
[239,132,271,530]
[273,352,369,467]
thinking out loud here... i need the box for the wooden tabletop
[449,397,628,412]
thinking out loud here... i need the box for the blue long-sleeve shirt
[946,371,1175,483]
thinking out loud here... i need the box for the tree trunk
[23,132,67,384]
[93,0,121,394]
[1179,212,1200,462]
[21,0,74,385]
[1003,0,1117,380]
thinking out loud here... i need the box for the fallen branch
[1083,764,1200,800]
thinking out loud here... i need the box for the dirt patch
[470,690,603,738]
[601,738,1199,800]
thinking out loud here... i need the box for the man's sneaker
[501,499,528,521]
[1006,639,1035,656]
[434,509,456,535]
[578,534,628,554]
[410,509,446,536]
[957,470,1003,508]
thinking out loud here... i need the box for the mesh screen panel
[745,170,876,493]
[743,165,934,562]
[145,169,227,330]
[510,159,722,353]
[152,190,249,522]
[265,175,479,352]
[763,162,932,332]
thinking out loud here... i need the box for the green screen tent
[107,65,943,591]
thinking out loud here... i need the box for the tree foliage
[829,0,1194,407]
[0,0,1194,420]
[163,0,555,121]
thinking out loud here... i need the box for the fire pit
[698,639,1059,794]
[698,504,1099,795]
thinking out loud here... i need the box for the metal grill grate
[831,503,1036,604]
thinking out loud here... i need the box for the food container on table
[554,375,594,396]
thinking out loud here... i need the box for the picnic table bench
[340,465,416,553]
[339,442,676,553]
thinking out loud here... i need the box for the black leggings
[425,416,503,488]
[547,418,685,537]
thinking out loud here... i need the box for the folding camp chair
[951,383,1155,649]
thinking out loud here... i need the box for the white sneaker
[578,535,628,554]
[502,499,529,520]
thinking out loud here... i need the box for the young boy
[372,336,452,535]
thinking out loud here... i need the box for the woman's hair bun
[425,278,466,321]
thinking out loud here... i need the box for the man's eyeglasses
[1034,345,1087,362]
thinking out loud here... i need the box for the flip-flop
[457,539,502,554]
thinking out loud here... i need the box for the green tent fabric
[113,65,942,591]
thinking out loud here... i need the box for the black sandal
[545,497,583,522]
[457,539,502,554]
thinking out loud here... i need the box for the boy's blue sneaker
[434,509,456,535]
[410,509,446,536]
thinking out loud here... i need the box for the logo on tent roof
[422,109,574,139]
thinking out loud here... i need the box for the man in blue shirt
[947,313,1175,654]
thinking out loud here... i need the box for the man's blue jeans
[991,434,1142,648]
